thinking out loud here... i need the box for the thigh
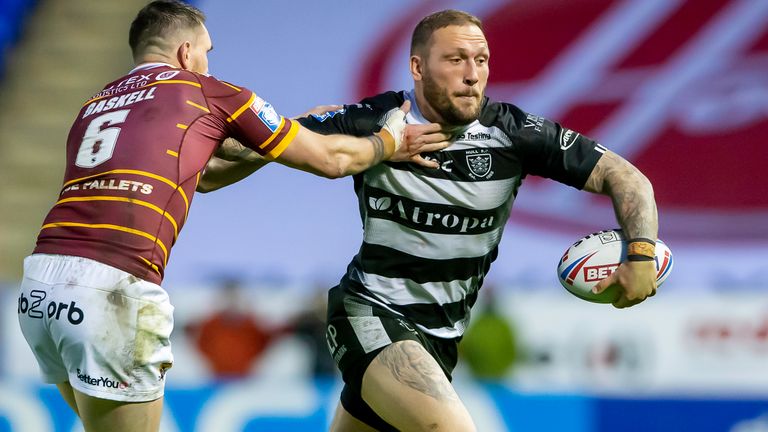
[60,279,174,403]
[362,340,476,432]
[73,387,163,432]
[56,382,80,416]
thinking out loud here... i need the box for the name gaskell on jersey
[83,87,157,119]
[62,179,154,195]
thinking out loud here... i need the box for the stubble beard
[422,72,482,126]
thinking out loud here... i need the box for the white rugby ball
[557,229,673,303]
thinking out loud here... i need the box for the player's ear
[410,55,424,81]
[177,40,192,70]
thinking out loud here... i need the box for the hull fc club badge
[466,152,492,179]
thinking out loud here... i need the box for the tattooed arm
[274,125,393,179]
[583,150,658,239]
[583,150,659,308]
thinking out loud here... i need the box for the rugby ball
[557,229,673,303]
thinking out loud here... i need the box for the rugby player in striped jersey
[202,9,659,432]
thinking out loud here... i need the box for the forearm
[197,156,268,193]
[608,172,658,240]
[584,151,658,239]
[328,132,393,178]
[276,128,395,179]
[197,138,268,193]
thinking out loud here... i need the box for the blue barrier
[1,380,766,432]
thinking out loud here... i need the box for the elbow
[316,162,347,179]
[195,182,216,194]
[638,170,655,195]
[320,171,345,180]
[315,147,351,179]
[195,176,224,193]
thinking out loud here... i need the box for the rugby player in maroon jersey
[16,2,450,431]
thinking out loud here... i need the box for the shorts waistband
[24,254,140,288]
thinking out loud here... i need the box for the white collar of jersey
[404,89,428,125]
[404,89,479,134]
[129,62,176,74]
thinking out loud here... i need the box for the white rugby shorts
[17,254,174,402]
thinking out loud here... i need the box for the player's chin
[450,103,480,123]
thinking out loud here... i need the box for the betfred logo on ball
[583,264,620,283]
[356,0,768,241]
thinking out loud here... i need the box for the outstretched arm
[198,102,407,193]
[583,150,659,308]
[198,103,451,193]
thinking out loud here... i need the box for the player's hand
[390,123,452,168]
[378,100,411,155]
[291,104,343,120]
[593,260,657,308]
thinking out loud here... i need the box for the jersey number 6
[75,109,130,168]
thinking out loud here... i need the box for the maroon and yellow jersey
[34,63,298,284]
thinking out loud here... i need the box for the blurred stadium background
[1,0,767,430]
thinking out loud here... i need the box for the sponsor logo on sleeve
[523,113,545,132]
[311,108,346,122]
[250,96,265,113]
[559,128,580,150]
[256,102,282,133]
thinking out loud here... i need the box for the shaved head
[129,0,206,61]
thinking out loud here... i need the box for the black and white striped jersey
[298,90,605,339]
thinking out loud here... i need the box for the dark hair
[129,0,206,58]
[410,9,483,56]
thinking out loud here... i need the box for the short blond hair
[410,10,483,56]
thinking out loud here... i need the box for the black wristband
[627,254,655,262]
[627,237,656,246]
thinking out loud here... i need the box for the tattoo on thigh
[366,135,386,164]
[377,342,459,402]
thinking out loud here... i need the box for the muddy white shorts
[17,254,174,402]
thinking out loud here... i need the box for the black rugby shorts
[326,285,459,431]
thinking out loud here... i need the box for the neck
[135,51,181,69]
